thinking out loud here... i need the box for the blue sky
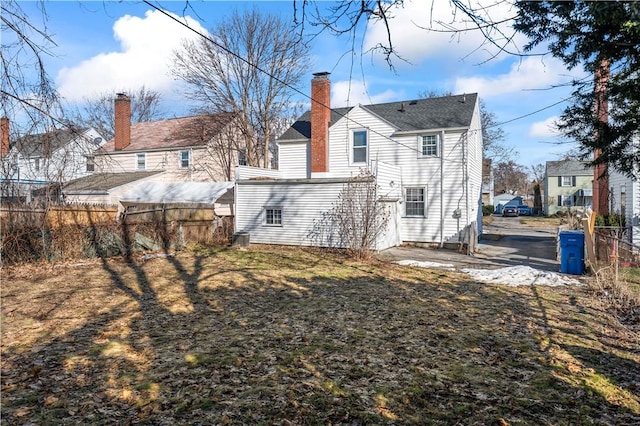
[15,0,585,170]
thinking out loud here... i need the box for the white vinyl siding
[278,141,309,179]
[86,156,95,172]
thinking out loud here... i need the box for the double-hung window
[86,156,95,172]
[34,158,40,172]
[405,187,426,217]
[264,207,282,226]
[559,176,576,187]
[420,134,439,157]
[179,150,190,169]
[136,153,146,170]
[352,130,368,164]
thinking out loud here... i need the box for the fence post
[582,208,597,273]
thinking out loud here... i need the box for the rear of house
[544,160,593,216]
[235,72,483,251]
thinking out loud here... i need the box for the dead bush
[589,264,640,327]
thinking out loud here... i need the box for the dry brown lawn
[1,245,639,425]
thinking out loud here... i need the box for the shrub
[482,205,495,216]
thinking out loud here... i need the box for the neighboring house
[493,194,523,215]
[62,171,163,205]
[235,72,483,251]
[94,94,245,182]
[544,160,593,215]
[0,117,105,202]
[609,161,640,249]
[481,158,494,206]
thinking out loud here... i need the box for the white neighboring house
[609,166,640,249]
[0,117,105,202]
[235,72,483,252]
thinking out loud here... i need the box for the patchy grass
[2,245,639,425]
[519,216,562,228]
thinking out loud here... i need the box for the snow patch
[396,260,456,271]
[462,265,581,286]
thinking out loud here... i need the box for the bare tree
[172,8,310,168]
[75,86,165,140]
[309,170,390,259]
[494,160,528,195]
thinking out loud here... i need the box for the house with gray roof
[544,160,593,215]
[234,72,483,252]
[0,120,105,202]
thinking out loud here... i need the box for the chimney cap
[116,93,129,99]
[312,71,331,78]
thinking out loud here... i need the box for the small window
[559,176,576,187]
[179,150,190,168]
[420,134,439,157]
[86,156,95,172]
[34,158,40,171]
[352,130,367,163]
[264,207,282,226]
[405,187,425,217]
[136,153,146,170]
[558,195,573,207]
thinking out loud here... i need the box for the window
[136,153,146,170]
[420,134,439,157]
[352,130,367,163]
[559,176,576,187]
[264,207,282,226]
[558,195,573,207]
[405,187,425,217]
[179,150,190,168]
[621,184,627,217]
[86,156,95,172]
[34,158,40,171]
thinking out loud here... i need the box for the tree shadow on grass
[1,247,638,425]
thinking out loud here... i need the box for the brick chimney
[0,117,9,158]
[310,72,331,174]
[114,93,131,151]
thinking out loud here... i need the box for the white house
[0,117,105,202]
[609,166,640,249]
[234,72,483,252]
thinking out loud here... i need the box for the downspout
[464,131,470,251]
[440,130,445,248]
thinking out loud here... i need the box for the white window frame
[351,129,368,164]
[419,134,439,157]
[264,207,283,226]
[560,176,576,187]
[405,186,426,217]
[136,153,146,171]
[34,158,40,172]
[558,195,573,207]
[179,150,190,169]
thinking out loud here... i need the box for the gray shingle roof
[545,160,593,177]
[278,93,477,142]
[63,171,162,193]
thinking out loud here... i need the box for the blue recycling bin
[559,230,585,275]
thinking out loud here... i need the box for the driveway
[380,215,560,272]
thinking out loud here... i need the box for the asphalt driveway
[380,215,560,272]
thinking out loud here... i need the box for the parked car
[502,205,519,217]
[517,205,531,216]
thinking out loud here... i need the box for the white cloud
[363,0,526,65]
[56,10,207,102]
[454,57,568,97]
[528,116,562,138]
[331,80,402,107]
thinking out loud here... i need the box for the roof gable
[13,127,93,158]
[546,160,593,177]
[101,112,237,152]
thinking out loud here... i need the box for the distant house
[481,158,494,206]
[234,72,483,252]
[94,94,245,183]
[609,158,640,248]
[493,193,523,215]
[0,117,105,202]
[544,160,593,215]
